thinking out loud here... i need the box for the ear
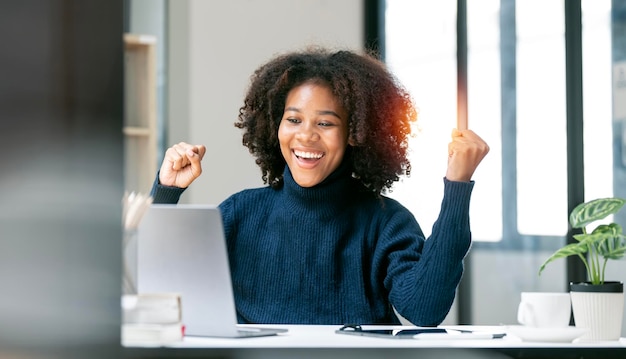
[348,136,356,147]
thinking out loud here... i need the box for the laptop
[136,204,288,338]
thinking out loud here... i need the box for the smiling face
[278,82,350,188]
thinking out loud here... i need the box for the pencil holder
[123,228,139,295]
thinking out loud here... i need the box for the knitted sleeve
[383,177,474,326]
[148,172,186,204]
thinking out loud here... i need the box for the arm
[383,180,474,326]
[149,174,186,204]
[387,129,489,325]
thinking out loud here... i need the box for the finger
[449,134,489,159]
[452,128,477,140]
[170,151,187,171]
[172,142,192,158]
[170,143,197,169]
[194,145,207,160]
[160,147,182,171]
[186,148,203,179]
[448,129,466,155]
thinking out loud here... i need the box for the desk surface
[122,325,626,358]
[169,324,625,349]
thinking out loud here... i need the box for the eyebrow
[284,107,343,120]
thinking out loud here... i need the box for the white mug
[517,292,571,328]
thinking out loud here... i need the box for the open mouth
[294,149,324,162]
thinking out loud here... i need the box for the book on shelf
[122,322,184,345]
[122,292,184,345]
[122,292,182,324]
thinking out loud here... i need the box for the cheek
[277,125,291,153]
[277,126,287,144]
[329,132,349,151]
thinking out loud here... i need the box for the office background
[129,0,626,332]
[1,0,625,358]
[0,1,124,358]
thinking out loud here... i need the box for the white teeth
[294,150,324,159]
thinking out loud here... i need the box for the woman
[150,47,489,326]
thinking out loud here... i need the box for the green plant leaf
[602,245,626,260]
[538,242,589,276]
[569,197,626,229]
[572,233,594,242]
[575,224,618,242]
[539,197,626,280]
[582,223,626,260]
[597,228,626,260]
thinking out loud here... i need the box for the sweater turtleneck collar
[281,147,358,208]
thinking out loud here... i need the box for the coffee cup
[517,292,571,328]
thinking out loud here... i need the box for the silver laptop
[136,204,287,338]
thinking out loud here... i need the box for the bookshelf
[124,33,157,193]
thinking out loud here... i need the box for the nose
[296,121,320,142]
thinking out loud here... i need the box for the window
[384,0,613,243]
[383,0,619,326]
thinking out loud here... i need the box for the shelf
[124,33,157,194]
[123,126,152,137]
[123,33,157,47]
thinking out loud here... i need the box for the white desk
[123,324,626,359]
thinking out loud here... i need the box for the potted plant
[539,197,626,341]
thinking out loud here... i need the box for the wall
[167,0,364,205]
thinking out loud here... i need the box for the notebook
[136,204,288,338]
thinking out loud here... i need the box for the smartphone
[335,325,506,340]
[335,326,447,339]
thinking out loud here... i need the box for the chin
[293,177,323,188]
[296,181,319,188]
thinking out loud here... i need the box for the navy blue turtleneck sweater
[151,161,474,326]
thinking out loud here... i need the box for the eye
[318,117,340,127]
[284,117,300,124]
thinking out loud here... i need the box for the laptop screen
[136,204,241,337]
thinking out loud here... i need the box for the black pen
[413,329,506,340]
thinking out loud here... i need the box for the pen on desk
[414,330,506,340]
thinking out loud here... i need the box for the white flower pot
[570,281,624,341]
